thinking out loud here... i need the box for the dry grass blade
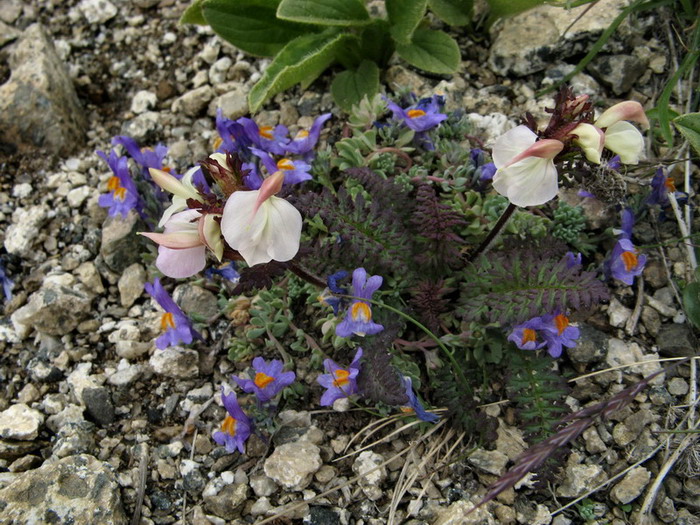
[569,356,697,383]
[130,443,149,525]
[258,419,447,524]
[336,418,424,462]
[342,413,405,453]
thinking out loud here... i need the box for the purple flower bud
[232,357,296,404]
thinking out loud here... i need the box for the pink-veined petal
[140,231,202,249]
[492,157,559,207]
[595,101,649,129]
[491,125,537,168]
[156,245,206,278]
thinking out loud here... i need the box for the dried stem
[468,203,517,262]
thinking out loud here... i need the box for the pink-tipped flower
[491,126,564,207]
[570,123,605,164]
[220,171,302,267]
[594,101,648,165]
[140,209,223,278]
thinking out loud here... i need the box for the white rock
[352,451,386,501]
[0,404,45,440]
[209,57,232,84]
[263,441,322,491]
[12,183,32,198]
[131,90,157,114]
[4,205,48,256]
[66,186,91,208]
[78,0,117,24]
[607,297,631,328]
[149,347,199,379]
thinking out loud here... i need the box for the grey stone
[567,324,607,364]
[0,454,126,524]
[203,483,248,520]
[556,463,607,498]
[587,54,646,95]
[0,21,19,46]
[434,498,498,525]
[583,427,607,454]
[0,404,44,441]
[656,323,697,357]
[131,90,157,114]
[0,0,22,23]
[643,259,668,288]
[118,263,146,308]
[121,111,162,141]
[78,0,117,24]
[489,0,630,76]
[516,502,552,525]
[172,86,215,117]
[608,298,631,328]
[52,421,97,458]
[82,387,115,426]
[263,441,322,491]
[351,450,386,501]
[132,0,161,8]
[11,274,93,337]
[174,283,219,320]
[250,473,277,497]
[100,210,144,273]
[0,439,43,460]
[668,377,689,396]
[641,306,661,336]
[75,261,105,294]
[209,87,249,120]
[107,362,143,387]
[468,449,509,476]
[150,347,199,379]
[0,24,87,156]
[4,205,49,257]
[610,466,650,504]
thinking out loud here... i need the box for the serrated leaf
[202,0,310,57]
[277,0,370,26]
[428,0,473,26]
[331,60,380,112]
[180,0,207,25]
[674,112,700,157]
[682,282,700,330]
[387,0,428,45]
[248,31,350,112]
[395,28,460,74]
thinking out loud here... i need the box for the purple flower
[317,348,363,406]
[113,135,171,179]
[251,148,312,186]
[239,118,289,155]
[609,238,647,285]
[577,189,596,199]
[145,278,201,349]
[285,113,332,161]
[318,270,348,314]
[212,389,253,454]
[647,167,682,207]
[215,110,251,154]
[508,317,549,351]
[97,149,142,218]
[401,376,439,423]
[232,357,296,404]
[205,262,240,282]
[0,261,13,301]
[564,251,582,269]
[539,313,580,358]
[336,268,384,338]
[606,155,621,171]
[619,207,635,240]
[385,95,447,133]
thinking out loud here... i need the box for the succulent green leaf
[395,28,460,74]
[428,0,473,26]
[674,112,700,157]
[682,282,700,330]
[180,0,207,25]
[248,31,350,113]
[276,0,370,26]
[331,60,380,112]
[386,0,428,45]
[201,0,310,57]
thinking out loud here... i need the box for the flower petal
[156,246,206,278]
[603,121,645,164]
[491,125,537,169]
[492,157,559,207]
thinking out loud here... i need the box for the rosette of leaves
[181,0,465,112]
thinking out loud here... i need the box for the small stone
[655,496,678,523]
[351,451,386,501]
[100,211,144,273]
[0,454,126,523]
[587,55,646,95]
[583,427,606,454]
[75,262,105,294]
[641,306,661,336]
[131,90,157,114]
[107,363,142,387]
[52,421,96,458]
[78,0,117,24]
[172,86,215,117]
[567,324,607,364]
[117,263,146,308]
[668,377,689,396]
[643,259,667,288]
[656,323,697,357]
[0,404,44,441]
[66,186,91,208]
[250,496,273,517]
[0,0,22,23]
[82,387,115,426]
[203,483,248,520]
[121,111,162,141]
[468,449,509,476]
[607,298,631,328]
[4,205,49,257]
[434,498,498,525]
[175,284,219,320]
[516,502,551,525]
[263,441,322,491]
[150,347,200,379]
[8,455,42,473]
[0,440,42,461]
[209,57,232,84]
[556,464,607,498]
[314,465,336,484]
[209,87,249,120]
[250,474,277,497]
[610,466,650,504]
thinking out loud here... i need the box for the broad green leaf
[202,0,311,57]
[682,282,700,330]
[248,31,349,113]
[674,112,700,157]
[180,0,207,25]
[277,0,370,26]
[395,28,460,75]
[486,0,548,21]
[387,0,428,45]
[428,0,473,26]
[359,19,395,66]
[331,60,380,112]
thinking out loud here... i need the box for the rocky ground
[0,0,699,524]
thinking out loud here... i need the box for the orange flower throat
[407,109,426,118]
[521,328,537,345]
[554,314,569,335]
[254,372,275,388]
[333,369,350,388]
[160,312,175,331]
[621,251,638,272]
[221,415,237,436]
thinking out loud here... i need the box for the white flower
[570,123,605,164]
[220,172,302,267]
[594,101,648,165]
[150,167,204,227]
[491,125,564,207]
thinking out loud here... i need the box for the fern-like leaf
[357,327,409,406]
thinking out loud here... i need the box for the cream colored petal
[491,125,537,169]
[571,123,604,164]
[264,197,302,262]
[492,157,558,207]
[201,214,224,261]
[604,121,645,164]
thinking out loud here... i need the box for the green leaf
[682,282,700,330]
[395,28,460,74]
[202,0,310,57]
[330,60,380,112]
[428,0,473,26]
[248,31,349,113]
[486,0,547,21]
[358,19,395,66]
[674,112,700,157]
[180,0,207,25]
[277,0,370,26]
[386,0,428,45]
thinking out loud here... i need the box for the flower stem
[468,202,517,262]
